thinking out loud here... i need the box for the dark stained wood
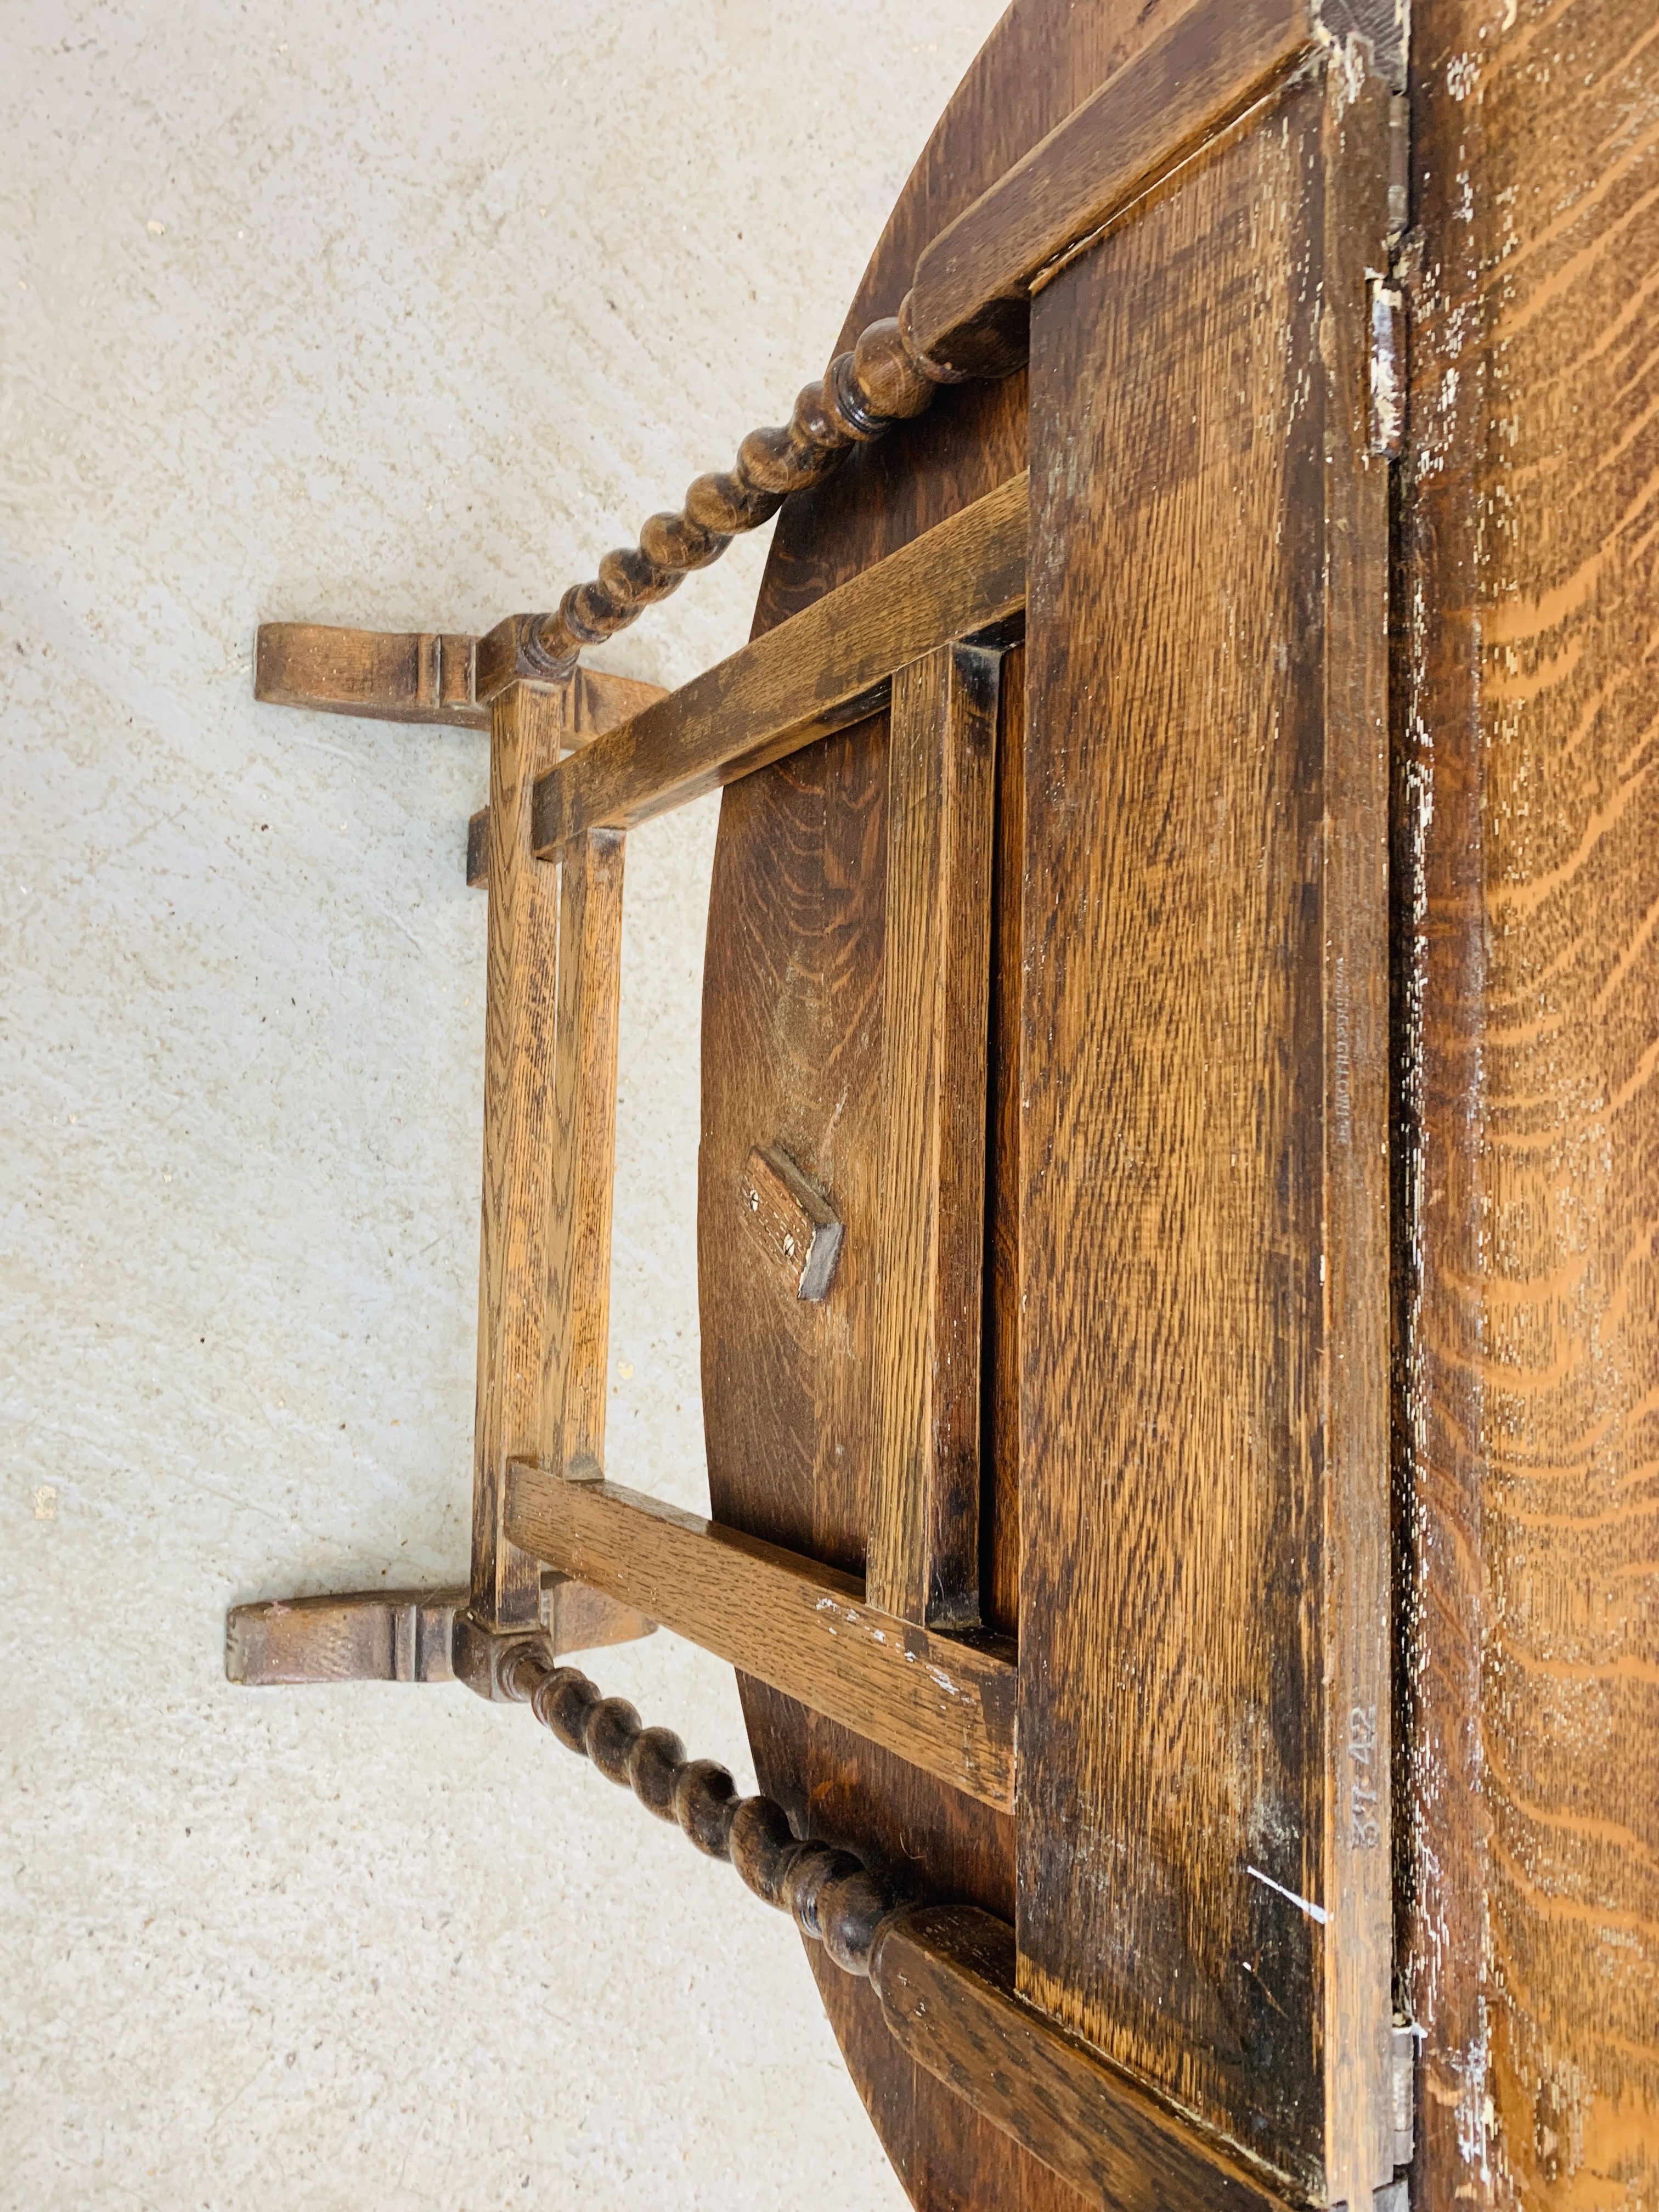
[738,1143,845,1304]
[255,622,661,733]
[701,8,1245,2207]
[1400,2,1659,2204]
[503,1462,1017,1810]
[531,476,1026,854]
[1013,59,1393,2208]
[907,0,1318,376]
[867,642,1001,1629]
[870,1907,1296,2212]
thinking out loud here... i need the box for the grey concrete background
[0,3,1002,2204]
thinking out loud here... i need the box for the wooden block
[1013,59,1393,2209]
[738,1144,844,1302]
[226,1579,653,1688]
[866,642,1000,1630]
[868,1906,1294,2212]
[504,1462,1016,1810]
[466,806,489,889]
[906,0,1318,375]
[256,623,486,726]
[543,1573,654,1657]
[225,1588,466,1685]
[531,474,1028,855]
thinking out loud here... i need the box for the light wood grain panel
[1401,2,1659,2202]
[471,683,568,1629]
[504,1463,1017,1810]
[531,475,1026,854]
[868,642,1000,1628]
[1014,61,1393,2207]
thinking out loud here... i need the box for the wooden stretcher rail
[867,639,1000,1627]
[503,1463,1017,1810]
[530,472,1028,854]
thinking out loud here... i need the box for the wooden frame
[488,481,1029,1775]
[237,12,1426,2203]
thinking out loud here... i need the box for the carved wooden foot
[226,1576,653,1694]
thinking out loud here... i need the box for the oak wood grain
[471,682,568,1629]
[870,1907,1296,2212]
[1013,59,1393,2208]
[1400,2,1659,2203]
[530,475,1026,854]
[465,669,668,887]
[907,0,1318,376]
[867,642,1001,1629]
[503,1463,1017,1810]
[541,828,625,1485]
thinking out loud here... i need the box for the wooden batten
[1012,55,1395,2210]
[906,0,1319,375]
[256,623,487,726]
[471,682,570,1630]
[530,475,1028,855]
[737,1144,845,1303]
[504,1463,1017,1810]
[870,1906,1296,2212]
[867,641,1001,1628]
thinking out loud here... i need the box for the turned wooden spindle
[498,1640,904,1977]
[520,297,966,681]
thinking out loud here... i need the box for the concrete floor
[0,3,1003,2203]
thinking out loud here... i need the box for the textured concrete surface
[0,3,1003,2204]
